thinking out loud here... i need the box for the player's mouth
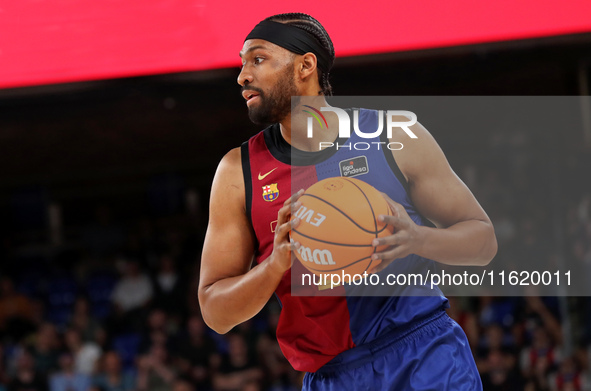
[242,90,261,106]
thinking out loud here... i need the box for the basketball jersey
[241,108,449,373]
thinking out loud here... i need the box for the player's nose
[237,66,253,87]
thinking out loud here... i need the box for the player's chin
[247,109,262,124]
[248,107,273,126]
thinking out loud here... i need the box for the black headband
[245,20,333,72]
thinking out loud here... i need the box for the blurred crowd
[0,132,590,391]
[0,200,303,391]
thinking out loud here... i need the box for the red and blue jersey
[241,108,449,373]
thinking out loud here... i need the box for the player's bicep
[412,165,488,229]
[398,123,490,228]
[199,148,255,291]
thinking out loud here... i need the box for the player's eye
[254,56,264,65]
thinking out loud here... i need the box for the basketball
[291,177,393,279]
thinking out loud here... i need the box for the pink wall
[1,0,590,88]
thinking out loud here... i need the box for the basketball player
[198,13,497,390]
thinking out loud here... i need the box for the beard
[247,66,299,126]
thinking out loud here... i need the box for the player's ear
[298,52,318,80]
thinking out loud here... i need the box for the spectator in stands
[8,349,48,391]
[242,379,263,391]
[92,351,136,391]
[480,349,525,391]
[151,253,186,319]
[171,377,195,391]
[69,296,105,345]
[522,295,563,346]
[109,259,153,333]
[522,326,561,390]
[0,277,35,339]
[146,308,168,333]
[478,296,519,330]
[213,333,262,391]
[138,308,175,363]
[30,322,60,375]
[136,344,176,391]
[140,329,169,360]
[49,352,90,391]
[476,323,518,371]
[175,314,219,390]
[139,308,170,352]
[64,327,101,376]
[548,356,590,391]
[112,259,153,314]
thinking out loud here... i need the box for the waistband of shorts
[314,309,449,375]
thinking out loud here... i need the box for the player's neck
[279,95,338,152]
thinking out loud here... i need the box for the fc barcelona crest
[262,183,279,202]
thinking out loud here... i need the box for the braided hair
[265,13,335,96]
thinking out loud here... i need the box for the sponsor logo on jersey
[258,167,277,180]
[262,183,279,202]
[339,156,369,178]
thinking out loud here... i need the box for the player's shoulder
[210,147,246,210]
[385,115,446,183]
[219,146,242,170]
[212,146,244,191]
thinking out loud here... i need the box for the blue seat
[112,333,141,370]
[86,272,117,319]
[46,276,79,327]
[16,272,44,298]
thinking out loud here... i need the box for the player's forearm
[199,259,285,334]
[417,219,497,266]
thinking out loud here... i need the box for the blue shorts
[303,311,482,391]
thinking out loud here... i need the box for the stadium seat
[112,333,141,370]
[86,272,117,320]
[46,275,79,327]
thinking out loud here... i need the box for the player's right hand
[268,189,304,275]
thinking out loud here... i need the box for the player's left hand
[369,193,424,273]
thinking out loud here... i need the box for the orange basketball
[291,177,393,279]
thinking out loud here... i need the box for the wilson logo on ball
[295,244,335,265]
